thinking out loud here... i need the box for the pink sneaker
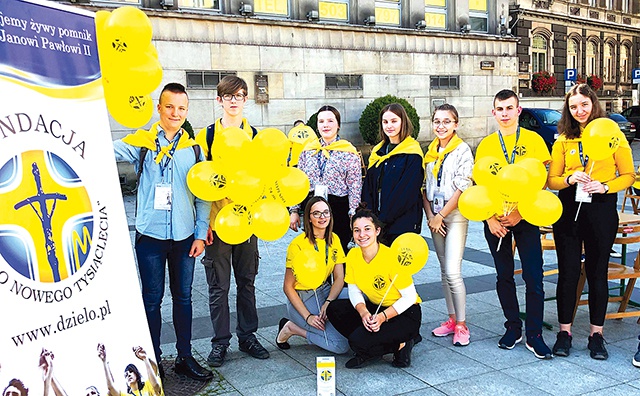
[453,324,470,346]
[432,317,456,337]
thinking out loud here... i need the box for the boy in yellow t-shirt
[475,89,552,359]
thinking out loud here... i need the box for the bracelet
[565,175,572,186]
[305,313,313,323]
[438,212,445,218]
[382,311,388,322]
[325,299,333,303]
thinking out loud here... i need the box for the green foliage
[181,119,195,139]
[306,112,321,138]
[358,95,420,145]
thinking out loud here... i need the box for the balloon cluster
[460,157,562,227]
[95,7,162,128]
[187,128,310,244]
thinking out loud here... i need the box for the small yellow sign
[375,6,400,26]
[424,12,446,29]
[425,0,446,7]
[470,0,487,12]
[254,0,288,15]
[319,1,348,21]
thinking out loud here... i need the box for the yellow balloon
[104,87,153,128]
[291,249,325,290]
[186,161,228,202]
[251,128,289,168]
[473,156,503,188]
[214,204,252,245]
[458,185,501,221]
[265,167,311,206]
[210,127,251,172]
[496,164,532,203]
[390,233,429,276]
[103,50,163,94]
[288,125,315,144]
[104,6,153,55]
[582,118,623,161]
[226,170,264,205]
[251,201,290,241]
[515,158,547,191]
[518,190,563,226]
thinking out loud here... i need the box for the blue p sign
[633,68,640,84]
[565,69,577,82]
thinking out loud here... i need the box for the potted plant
[531,71,557,94]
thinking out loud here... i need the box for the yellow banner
[375,6,400,25]
[319,1,348,21]
[470,0,487,12]
[254,0,289,15]
[425,12,446,29]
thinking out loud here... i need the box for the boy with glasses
[195,76,269,368]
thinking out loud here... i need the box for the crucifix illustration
[14,162,67,282]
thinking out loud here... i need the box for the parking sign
[633,68,640,84]
[565,68,577,81]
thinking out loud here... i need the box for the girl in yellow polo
[326,208,422,369]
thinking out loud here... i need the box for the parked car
[621,106,640,138]
[608,113,635,143]
[519,108,561,152]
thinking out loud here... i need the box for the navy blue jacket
[362,148,424,238]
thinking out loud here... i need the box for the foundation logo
[397,247,414,267]
[372,275,386,291]
[0,150,93,283]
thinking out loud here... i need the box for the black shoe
[239,337,270,359]
[498,327,522,350]
[552,331,572,357]
[588,332,608,360]
[392,339,414,368]
[276,318,291,350]
[413,333,423,345]
[345,355,375,369]
[174,356,214,381]
[207,344,228,367]
[525,334,552,360]
[633,336,640,367]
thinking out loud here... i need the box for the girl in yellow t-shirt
[326,208,422,369]
[276,196,349,354]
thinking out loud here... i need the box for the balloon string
[261,239,271,260]
[374,274,398,316]
[497,237,503,251]
[314,289,328,346]
[574,161,596,222]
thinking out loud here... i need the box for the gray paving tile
[396,387,446,396]
[403,346,493,386]
[334,364,431,396]
[241,374,319,396]
[506,359,617,396]
[581,383,640,396]
[450,337,541,370]
[557,343,640,382]
[434,371,551,396]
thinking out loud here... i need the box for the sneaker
[581,254,586,263]
[588,333,608,360]
[552,331,572,357]
[239,337,270,359]
[633,337,640,367]
[526,334,552,359]
[345,355,376,369]
[392,339,414,368]
[413,333,423,345]
[610,249,622,258]
[207,344,228,367]
[432,317,456,337]
[498,327,522,350]
[453,324,470,347]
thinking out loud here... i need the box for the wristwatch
[602,183,610,193]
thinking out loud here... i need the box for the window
[469,0,488,32]
[430,76,459,90]
[186,71,236,89]
[531,35,547,73]
[319,0,349,22]
[254,0,289,16]
[586,41,596,76]
[424,0,447,30]
[604,43,614,82]
[178,0,220,9]
[375,0,401,26]
[567,39,579,71]
[325,74,363,90]
[620,45,629,83]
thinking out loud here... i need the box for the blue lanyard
[436,153,450,188]
[497,128,520,164]
[154,131,182,179]
[578,142,589,168]
[313,240,330,267]
[316,137,339,179]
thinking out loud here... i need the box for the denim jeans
[135,234,195,361]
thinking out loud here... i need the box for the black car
[608,113,635,143]
[621,106,640,138]
[519,108,561,152]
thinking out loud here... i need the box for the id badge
[314,184,328,200]
[154,183,172,210]
[575,182,592,203]
[433,192,445,213]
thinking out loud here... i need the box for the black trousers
[326,299,421,358]
[553,185,618,326]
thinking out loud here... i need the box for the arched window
[567,39,579,71]
[620,45,629,83]
[604,43,614,82]
[532,35,547,73]
[586,41,597,76]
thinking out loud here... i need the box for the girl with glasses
[290,105,362,252]
[362,103,424,245]
[277,196,350,354]
[423,104,474,346]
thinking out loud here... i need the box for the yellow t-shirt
[120,380,163,396]
[286,233,345,290]
[345,244,421,306]
[475,128,551,166]
[547,134,634,193]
